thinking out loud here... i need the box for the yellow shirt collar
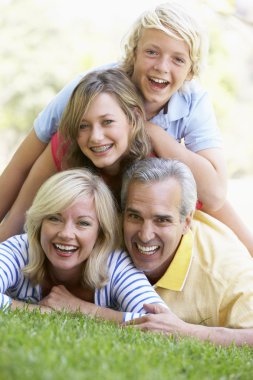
[155,230,193,291]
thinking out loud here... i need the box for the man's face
[123,178,192,282]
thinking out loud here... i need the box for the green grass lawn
[1,310,252,380]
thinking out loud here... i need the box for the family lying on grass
[1,159,253,347]
[1,2,253,347]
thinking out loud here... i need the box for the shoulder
[157,80,211,123]
[107,249,133,270]
[192,211,252,271]
[178,80,210,109]
[0,234,29,268]
[34,62,118,142]
[106,249,146,282]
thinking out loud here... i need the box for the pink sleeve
[196,200,203,210]
[51,132,68,171]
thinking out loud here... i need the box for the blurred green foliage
[1,0,253,176]
[0,0,113,131]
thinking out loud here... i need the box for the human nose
[90,125,104,143]
[57,221,75,240]
[137,221,155,243]
[154,56,170,74]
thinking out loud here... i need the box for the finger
[122,322,165,334]
[57,285,67,291]
[121,316,147,326]
[39,299,49,306]
[143,303,169,314]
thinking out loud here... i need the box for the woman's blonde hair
[120,1,208,78]
[58,68,150,170]
[23,168,121,289]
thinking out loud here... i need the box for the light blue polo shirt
[34,62,222,153]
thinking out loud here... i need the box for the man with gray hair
[122,157,253,346]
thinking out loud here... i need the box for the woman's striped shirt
[0,234,167,321]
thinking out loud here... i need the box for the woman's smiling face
[40,196,100,275]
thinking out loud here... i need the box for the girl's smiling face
[77,92,132,176]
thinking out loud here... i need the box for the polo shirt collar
[154,230,193,291]
[161,90,189,121]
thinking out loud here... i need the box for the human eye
[126,212,141,222]
[46,214,61,223]
[145,49,158,57]
[79,220,91,227]
[173,56,186,66]
[155,217,172,225]
[103,119,114,126]
[79,122,90,130]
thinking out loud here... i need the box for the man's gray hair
[121,158,197,221]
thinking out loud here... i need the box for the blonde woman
[0,168,167,321]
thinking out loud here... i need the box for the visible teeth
[150,77,168,84]
[91,144,112,153]
[137,244,159,255]
[54,244,77,252]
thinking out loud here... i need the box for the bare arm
[0,143,57,241]
[39,285,124,323]
[11,299,52,313]
[0,129,47,221]
[146,123,253,253]
[125,304,253,347]
[204,200,253,257]
[146,122,227,211]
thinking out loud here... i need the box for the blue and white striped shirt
[0,234,167,321]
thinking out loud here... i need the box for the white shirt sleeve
[95,249,169,321]
[0,234,29,310]
[33,63,117,143]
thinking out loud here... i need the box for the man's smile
[135,242,160,255]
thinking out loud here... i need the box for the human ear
[133,106,142,118]
[182,211,193,234]
[186,69,193,81]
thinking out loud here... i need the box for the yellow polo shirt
[155,210,253,328]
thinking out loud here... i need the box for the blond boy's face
[131,28,192,118]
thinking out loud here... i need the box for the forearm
[0,169,30,222]
[45,298,124,322]
[0,213,26,242]
[0,144,57,242]
[0,130,47,221]
[204,200,253,256]
[39,286,124,322]
[11,299,52,313]
[179,322,253,346]
[78,301,123,323]
[128,305,253,347]
[0,174,47,241]
[147,122,227,210]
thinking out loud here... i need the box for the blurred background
[1,0,253,227]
